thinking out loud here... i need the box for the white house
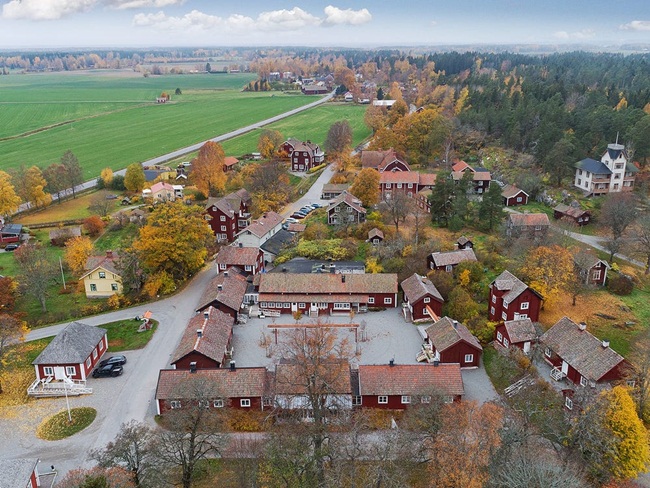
[574,142,637,196]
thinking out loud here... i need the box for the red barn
[155,366,270,415]
[488,270,543,323]
[494,318,537,354]
[32,322,107,381]
[361,148,410,173]
[423,317,483,368]
[356,363,464,409]
[170,307,233,370]
[401,273,444,322]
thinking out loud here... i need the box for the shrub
[307,163,327,174]
[83,215,105,237]
[607,274,634,295]
[226,409,269,432]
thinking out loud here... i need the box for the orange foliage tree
[349,168,380,207]
[83,215,106,237]
[519,245,574,309]
[192,141,227,198]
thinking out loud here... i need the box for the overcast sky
[0,0,649,49]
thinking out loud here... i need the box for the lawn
[0,71,319,178]
[103,319,158,351]
[36,407,97,440]
[0,337,53,407]
[15,190,123,226]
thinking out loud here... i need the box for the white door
[523,341,531,354]
[561,361,569,375]
[54,366,66,380]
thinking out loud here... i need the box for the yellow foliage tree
[454,86,470,115]
[0,171,22,218]
[64,236,94,276]
[349,168,380,207]
[192,141,227,198]
[458,269,471,288]
[100,167,113,187]
[25,166,52,209]
[257,129,284,159]
[124,163,145,192]
[520,245,574,308]
[365,257,383,274]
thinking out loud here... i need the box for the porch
[27,376,92,398]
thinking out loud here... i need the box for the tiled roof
[155,367,269,400]
[224,156,239,167]
[401,273,444,304]
[501,184,527,199]
[171,307,233,365]
[82,251,120,277]
[322,183,350,192]
[540,317,625,382]
[260,293,369,303]
[491,270,540,304]
[358,363,464,397]
[575,158,612,175]
[206,197,235,218]
[274,360,351,395]
[361,148,410,172]
[457,236,471,246]
[242,212,283,238]
[285,138,323,157]
[328,191,366,214]
[49,226,82,240]
[258,272,398,295]
[215,246,261,267]
[451,160,473,173]
[196,269,247,312]
[503,318,537,343]
[553,204,590,219]
[574,250,610,272]
[149,181,174,193]
[287,223,306,233]
[452,171,491,182]
[418,173,437,186]
[0,458,38,488]
[33,322,107,365]
[424,316,482,353]
[429,249,477,267]
[507,213,550,228]
[380,171,420,184]
[368,228,384,240]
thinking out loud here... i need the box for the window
[534,225,542,231]
[283,303,290,308]
[445,265,452,272]
[502,312,507,320]
[580,376,588,387]
[401,395,411,404]
[593,270,601,281]
[384,297,392,305]
[490,306,495,315]
[199,400,210,409]
[334,302,350,310]
[627,380,637,388]
[378,396,388,404]
[334,206,340,212]
[221,225,226,231]
[90,284,97,292]
[386,183,391,189]
[516,197,522,202]
[443,396,454,404]
[299,303,306,309]
[240,399,251,408]
[579,169,583,176]
[170,401,181,409]
[520,302,529,310]
[577,178,582,186]
[491,295,496,303]
[423,297,430,304]
[98,271,106,279]
[407,183,413,188]
[245,265,252,271]
[111,283,118,291]
[352,396,362,406]
[220,216,226,221]
[368,297,375,304]
[43,367,54,376]
[93,349,98,359]
[420,396,431,404]
[544,347,552,358]
[86,358,91,368]
[496,331,503,342]
[503,338,509,348]
[464,354,474,364]
[564,396,573,410]
[397,183,403,189]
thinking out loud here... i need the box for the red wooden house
[215,245,264,276]
[223,156,239,172]
[258,272,398,316]
[456,236,473,250]
[195,270,248,319]
[423,317,483,368]
[427,249,477,272]
[488,270,543,323]
[540,317,628,390]
[553,204,591,226]
[204,189,252,243]
[0,458,42,488]
[494,318,537,354]
[401,273,444,322]
[32,322,107,381]
[0,222,22,245]
[506,213,550,240]
[361,148,410,173]
[327,191,366,225]
[155,366,270,415]
[575,254,610,287]
[281,138,325,172]
[356,363,464,409]
[501,184,529,206]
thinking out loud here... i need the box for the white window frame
[401,395,411,404]
[443,395,453,404]
[407,183,413,188]
[544,347,552,357]
[397,183,403,189]
[464,354,474,363]
[520,302,529,310]
[516,197,522,202]
[214,398,224,408]
[503,338,509,348]
[245,265,252,271]
[383,297,392,305]
[282,303,290,309]
[86,358,92,368]
[90,284,97,292]
[334,302,351,310]
[98,271,106,279]
[491,295,496,303]
[420,395,431,404]
[240,399,251,408]
[220,264,227,270]
[299,303,306,309]
[170,400,181,409]
[221,225,226,231]
[368,297,375,304]
[423,297,430,304]
[490,306,495,315]
[220,215,226,221]
[198,400,210,409]
[580,376,588,387]
[593,270,601,281]
[111,283,118,291]
[43,366,54,376]
[378,395,388,404]
[352,395,362,406]
[565,396,573,410]
[627,380,636,388]
[93,349,98,359]
[502,311,507,320]
[496,331,503,342]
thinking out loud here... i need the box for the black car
[92,363,123,378]
[99,355,127,367]
[4,244,19,251]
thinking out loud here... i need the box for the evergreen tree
[478,182,505,231]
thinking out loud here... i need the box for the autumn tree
[61,149,84,198]
[324,120,353,156]
[349,168,380,207]
[14,242,57,312]
[43,162,67,203]
[65,236,94,276]
[600,193,638,262]
[625,334,650,423]
[132,202,212,282]
[445,286,480,323]
[257,129,284,159]
[191,141,227,198]
[55,467,136,488]
[88,194,112,217]
[124,163,146,193]
[364,104,387,134]
[0,277,18,312]
[100,167,114,187]
[0,170,21,217]
[631,214,650,274]
[380,191,410,233]
[13,165,52,209]
[116,247,145,294]
[246,159,292,214]
[428,401,503,488]
[519,245,573,308]
[84,215,106,237]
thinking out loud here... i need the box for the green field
[0,71,319,178]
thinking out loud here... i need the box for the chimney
[197,329,203,337]
[389,358,394,367]
[433,359,439,367]
[578,322,587,331]
[106,250,113,259]
[452,320,458,330]
[238,242,243,248]
[224,270,229,277]
[230,360,236,371]
[217,284,223,291]
[342,274,346,283]
[602,340,610,349]
[190,362,197,373]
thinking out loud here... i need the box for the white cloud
[107,0,186,10]
[256,7,320,30]
[323,5,371,26]
[619,20,650,31]
[2,0,96,20]
[553,29,595,40]
[133,9,222,29]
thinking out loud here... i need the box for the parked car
[310,203,322,209]
[4,244,19,251]
[291,212,306,219]
[282,223,289,230]
[92,363,123,378]
[99,355,127,367]
[285,217,299,224]
[300,206,313,213]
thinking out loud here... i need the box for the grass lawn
[94,223,140,252]
[103,319,158,352]
[36,407,97,440]
[15,190,123,226]
[0,337,54,407]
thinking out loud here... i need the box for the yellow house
[80,250,123,298]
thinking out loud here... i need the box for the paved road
[16,91,335,213]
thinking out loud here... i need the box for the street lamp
[63,374,72,422]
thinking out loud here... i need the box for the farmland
[0,71,318,178]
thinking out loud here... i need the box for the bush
[225,409,269,432]
[83,215,106,237]
[607,274,634,295]
[307,163,327,174]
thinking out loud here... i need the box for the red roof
[171,307,233,365]
[358,363,464,396]
[224,156,239,167]
[216,246,261,267]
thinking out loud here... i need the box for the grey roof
[425,316,482,352]
[626,162,639,174]
[0,458,38,488]
[606,143,625,161]
[575,158,612,175]
[0,223,22,235]
[491,270,542,303]
[503,318,537,344]
[429,249,477,267]
[260,229,296,257]
[401,273,444,304]
[33,322,107,365]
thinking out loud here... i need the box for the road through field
[16,90,334,212]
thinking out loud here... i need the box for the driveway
[281,165,336,218]
[461,366,499,404]
[3,264,219,479]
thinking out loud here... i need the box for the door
[561,361,569,375]
[54,366,67,380]
[523,341,531,354]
